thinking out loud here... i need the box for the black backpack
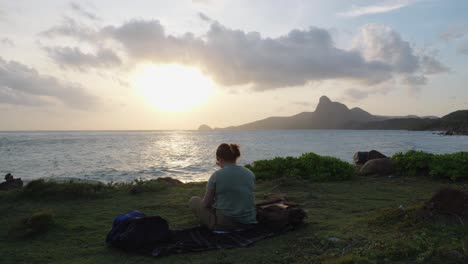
[106,215,171,252]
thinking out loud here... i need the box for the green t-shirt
[207,164,257,224]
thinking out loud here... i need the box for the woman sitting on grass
[189,143,257,230]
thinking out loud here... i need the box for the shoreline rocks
[0,173,23,191]
[438,129,468,136]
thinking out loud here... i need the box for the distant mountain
[199,96,467,134]
[353,110,468,134]
[352,118,437,130]
[437,110,468,134]
[220,96,388,130]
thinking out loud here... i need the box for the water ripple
[1,130,467,183]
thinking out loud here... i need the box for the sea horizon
[0,128,451,132]
[2,129,467,184]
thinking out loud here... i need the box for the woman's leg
[215,211,245,230]
[189,196,245,230]
[189,196,216,229]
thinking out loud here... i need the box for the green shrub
[392,151,432,176]
[23,179,110,199]
[246,152,355,182]
[9,210,54,238]
[392,151,468,181]
[429,153,468,181]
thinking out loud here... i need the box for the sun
[132,64,215,112]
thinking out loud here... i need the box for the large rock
[353,150,387,165]
[359,158,394,176]
[353,152,368,165]
[369,150,387,160]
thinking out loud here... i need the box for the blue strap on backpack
[112,210,145,228]
[106,210,145,245]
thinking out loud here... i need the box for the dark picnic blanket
[150,224,285,257]
[107,200,307,257]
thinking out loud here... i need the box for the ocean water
[1,130,467,183]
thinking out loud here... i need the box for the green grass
[1,176,468,264]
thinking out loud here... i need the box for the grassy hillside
[1,176,468,264]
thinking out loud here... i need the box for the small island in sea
[197,124,213,131]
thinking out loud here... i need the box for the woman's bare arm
[202,188,215,208]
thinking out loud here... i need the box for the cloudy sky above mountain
[0,0,467,130]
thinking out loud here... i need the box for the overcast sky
[0,0,467,130]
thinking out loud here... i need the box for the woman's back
[189,143,257,230]
[207,164,257,224]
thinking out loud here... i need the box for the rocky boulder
[353,150,387,165]
[359,158,394,176]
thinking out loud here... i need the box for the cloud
[70,2,100,21]
[345,88,372,100]
[400,74,427,86]
[439,23,468,41]
[0,88,49,107]
[43,46,121,70]
[339,0,417,17]
[44,19,447,90]
[419,54,449,74]
[0,57,97,108]
[353,24,447,85]
[292,101,314,107]
[198,12,213,23]
[103,20,394,89]
[41,17,98,42]
[353,24,419,73]
[457,43,468,54]
[192,0,211,4]
[0,38,14,46]
[343,85,393,101]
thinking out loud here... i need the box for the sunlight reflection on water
[1,130,467,183]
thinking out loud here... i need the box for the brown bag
[256,198,307,230]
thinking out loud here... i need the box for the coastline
[2,151,468,263]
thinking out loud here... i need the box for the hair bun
[216,143,241,162]
[229,144,240,158]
